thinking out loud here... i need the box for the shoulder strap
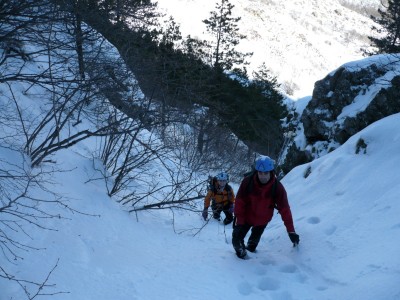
[271,178,279,209]
[245,171,256,194]
[245,172,278,207]
[225,184,233,200]
[271,178,278,199]
[208,176,217,193]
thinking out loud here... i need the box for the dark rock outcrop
[282,54,400,173]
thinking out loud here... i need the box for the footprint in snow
[260,257,275,266]
[254,265,267,276]
[257,277,280,291]
[237,281,252,296]
[323,225,337,235]
[271,291,294,300]
[307,216,321,224]
[278,263,308,284]
[279,264,297,273]
[391,223,400,230]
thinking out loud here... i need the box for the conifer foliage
[368,0,400,54]
[202,0,252,73]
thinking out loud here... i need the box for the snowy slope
[1,112,399,300]
[157,0,382,98]
[2,2,400,299]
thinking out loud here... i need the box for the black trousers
[232,223,267,252]
[211,200,233,222]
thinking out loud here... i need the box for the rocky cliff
[282,54,400,173]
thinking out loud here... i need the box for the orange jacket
[204,185,235,209]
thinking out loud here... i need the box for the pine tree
[368,0,400,54]
[202,0,252,73]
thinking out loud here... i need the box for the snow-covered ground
[2,106,399,300]
[2,49,400,298]
[2,1,399,299]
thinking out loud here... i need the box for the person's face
[257,171,270,184]
[217,180,227,189]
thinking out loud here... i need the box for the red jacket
[234,173,295,232]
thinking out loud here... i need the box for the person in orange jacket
[202,172,235,225]
[232,156,300,259]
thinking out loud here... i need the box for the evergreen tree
[251,63,282,100]
[368,0,400,54]
[84,0,160,30]
[202,0,252,73]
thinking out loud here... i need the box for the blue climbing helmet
[215,172,229,182]
[255,156,275,172]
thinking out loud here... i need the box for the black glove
[202,208,208,221]
[288,232,300,246]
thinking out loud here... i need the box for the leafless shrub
[0,148,73,298]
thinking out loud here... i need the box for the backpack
[207,175,233,200]
[207,175,218,193]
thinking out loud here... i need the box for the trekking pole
[223,223,228,244]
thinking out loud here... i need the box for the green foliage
[367,0,400,54]
[250,63,285,117]
[80,0,285,156]
[203,70,286,155]
[202,0,252,73]
[159,17,183,47]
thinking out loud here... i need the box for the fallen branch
[129,195,205,212]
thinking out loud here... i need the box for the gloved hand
[202,208,208,221]
[288,232,300,246]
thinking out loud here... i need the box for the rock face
[302,60,400,145]
[282,54,400,174]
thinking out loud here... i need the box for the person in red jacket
[232,156,300,259]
